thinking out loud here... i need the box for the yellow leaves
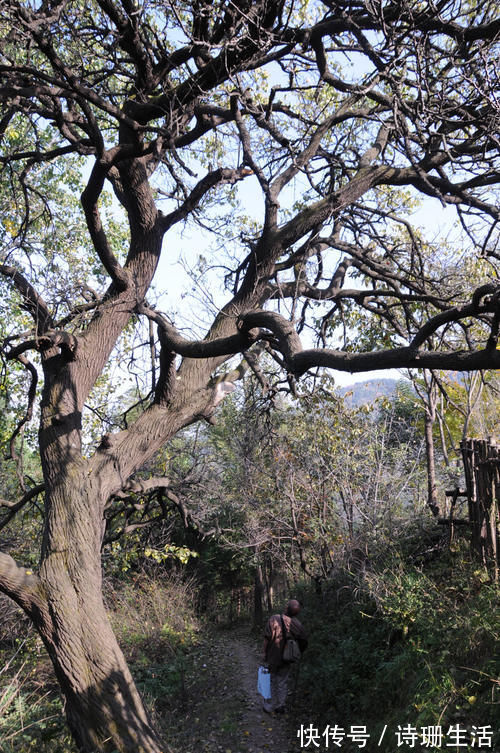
[2,218,17,237]
[5,125,20,141]
[144,544,199,565]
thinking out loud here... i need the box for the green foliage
[377,380,423,447]
[0,687,76,753]
[144,544,199,566]
[294,535,500,752]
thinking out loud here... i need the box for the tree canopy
[0,1,499,751]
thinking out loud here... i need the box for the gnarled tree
[0,0,499,751]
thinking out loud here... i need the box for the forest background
[0,0,499,752]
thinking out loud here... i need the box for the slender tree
[0,1,499,751]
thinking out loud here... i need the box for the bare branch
[237,305,500,376]
[159,165,254,232]
[136,303,261,359]
[81,160,131,291]
[6,355,38,489]
[0,484,45,531]
[0,264,53,333]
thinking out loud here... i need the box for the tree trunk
[424,408,440,517]
[27,341,224,750]
[253,558,264,629]
[31,470,167,753]
[0,167,246,750]
[264,558,274,612]
[34,358,168,753]
[33,579,164,753]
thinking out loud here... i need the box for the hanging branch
[0,265,53,334]
[81,160,131,291]
[6,354,38,492]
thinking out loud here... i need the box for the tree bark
[33,574,164,753]
[19,269,172,751]
[1,485,166,753]
[0,172,246,749]
[32,458,167,753]
[424,407,439,517]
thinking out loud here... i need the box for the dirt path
[229,633,291,753]
[167,629,297,753]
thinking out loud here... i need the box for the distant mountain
[338,378,399,407]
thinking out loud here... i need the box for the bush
[106,570,201,724]
[293,537,500,752]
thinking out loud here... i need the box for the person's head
[285,599,301,617]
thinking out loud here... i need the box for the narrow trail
[228,633,291,753]
[169,628,299,753]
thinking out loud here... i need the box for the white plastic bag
[257,665,271,699]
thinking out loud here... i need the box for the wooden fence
[459,438,500,580]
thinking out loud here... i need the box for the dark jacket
[264,613,308,671]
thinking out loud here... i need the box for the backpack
[281,614,301,663]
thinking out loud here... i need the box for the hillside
[338,377,399,406]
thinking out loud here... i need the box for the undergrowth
[0,571,201,753]
[292,532,500,752]
[107,570,201,726]
[0,617,76,753]
[1,529,498,753]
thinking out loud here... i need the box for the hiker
[262,598,308,714]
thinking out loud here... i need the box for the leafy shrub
[294,538,500,752]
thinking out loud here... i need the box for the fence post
[460,438,500,580]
